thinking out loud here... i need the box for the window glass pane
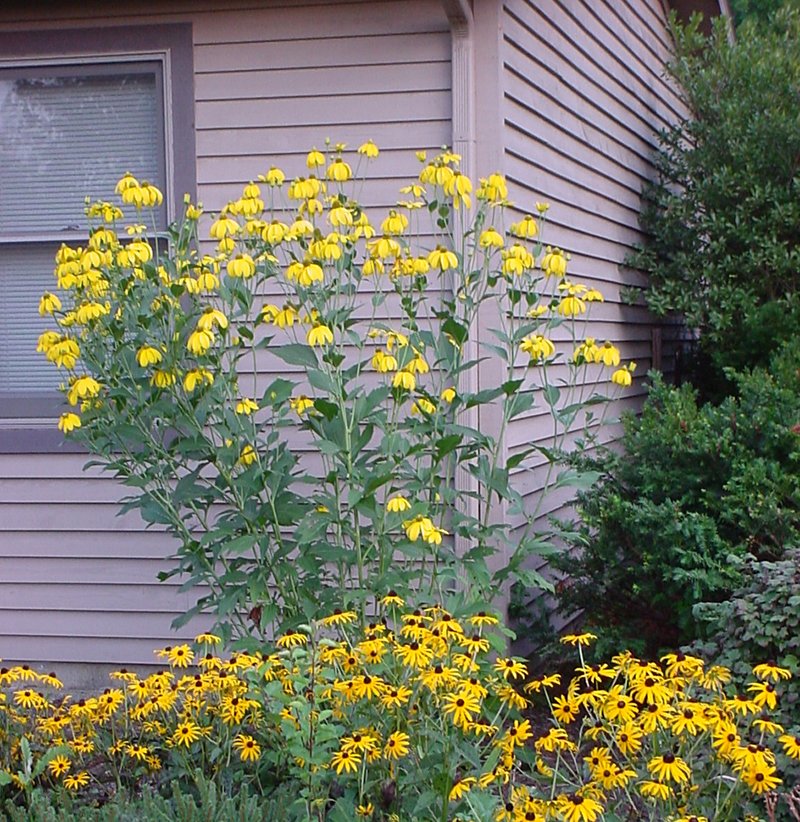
[0,70,163,234]
[0,243,63,393]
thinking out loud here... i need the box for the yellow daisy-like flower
[448,776,476,801]
[752,661,792,682]
[648,753,691,784]
[557,792,604,822]
[358,140,380,158]
[167,645,194,668]
[307,324,334,347]
[747,680,779,710]
[233,733,262,762]
[380,591,405,608]
[276,631,308,649]
[320,609,358,627]
[778,733,800,759]
[290,395,315,416]
[194,632,222,646]
[63,771,90,791]
[136,345,163,368]
[330,748,360,774]
[494,657,528,680]
[58,412,82,434]
[327,158,352,182]
[380,685,412,709]
[126,742,150,761]
[383,731,410,760]
[172,720,202,747]
[47,755,71,778]
[442,690,481,729]
[552,694,581,725]
[560,632,598,647]
[638,780,673,801]
[741,764,781,794]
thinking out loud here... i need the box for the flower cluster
[0,611,796,820]
[37,142,633,643]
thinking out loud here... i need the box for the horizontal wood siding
[0,0,451,687]
[499,0,688,584]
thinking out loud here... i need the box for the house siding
[497,0,689,578]
[0,0,451,686]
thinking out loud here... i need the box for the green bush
[631,9,800,380]
[556,341,800,653]
[692,550,800,719]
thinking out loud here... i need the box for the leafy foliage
[3,773,281,821]
[42,147,630,641]
[692,550,800,721]
[556,341,800,653]
[631,9,800,377]
[1,622,796,820]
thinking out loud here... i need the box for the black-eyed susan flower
[638,779,673,800]
[648,753,691,783]
[63,771,90,791]
[778,733,800,759]
[125,742,149,761]
[557,792,604,822]
[380,591,405,607]
[753,661,792,682]
[172,719,202,747]
[448,776,475,802]
[194,632,221,646]
[741,764,781,794]
[233,733,261,762]
[494,657,527,681]
[47,755,71,778]
[380,685,411,709]
[560,632,598,647]
[321,608,358,627]
[442,690,481,730]
[614,722,644,757]
[167,645,193,668]
[380,731,409,760]
[747,681,779,710]
[495,684,528,711]
[524,673,561,694]
[352,674,385,701]
[552,694,580,724]
[330,748,360,775]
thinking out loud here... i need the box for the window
[0,24,195,451]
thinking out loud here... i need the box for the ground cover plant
[1,614,798,820]
[37,144,631,641]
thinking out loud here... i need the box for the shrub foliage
[557,341,800,652]
[631,9,800,373]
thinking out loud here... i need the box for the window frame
[0,23,195,453]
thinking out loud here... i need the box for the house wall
[491,0,690,593]
[0,0,452,688]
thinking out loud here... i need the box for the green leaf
[435,434,463,460]
[553,469,602,490]
[314,399,339,421]
[271,343,318,369]
[442,317,468,346]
